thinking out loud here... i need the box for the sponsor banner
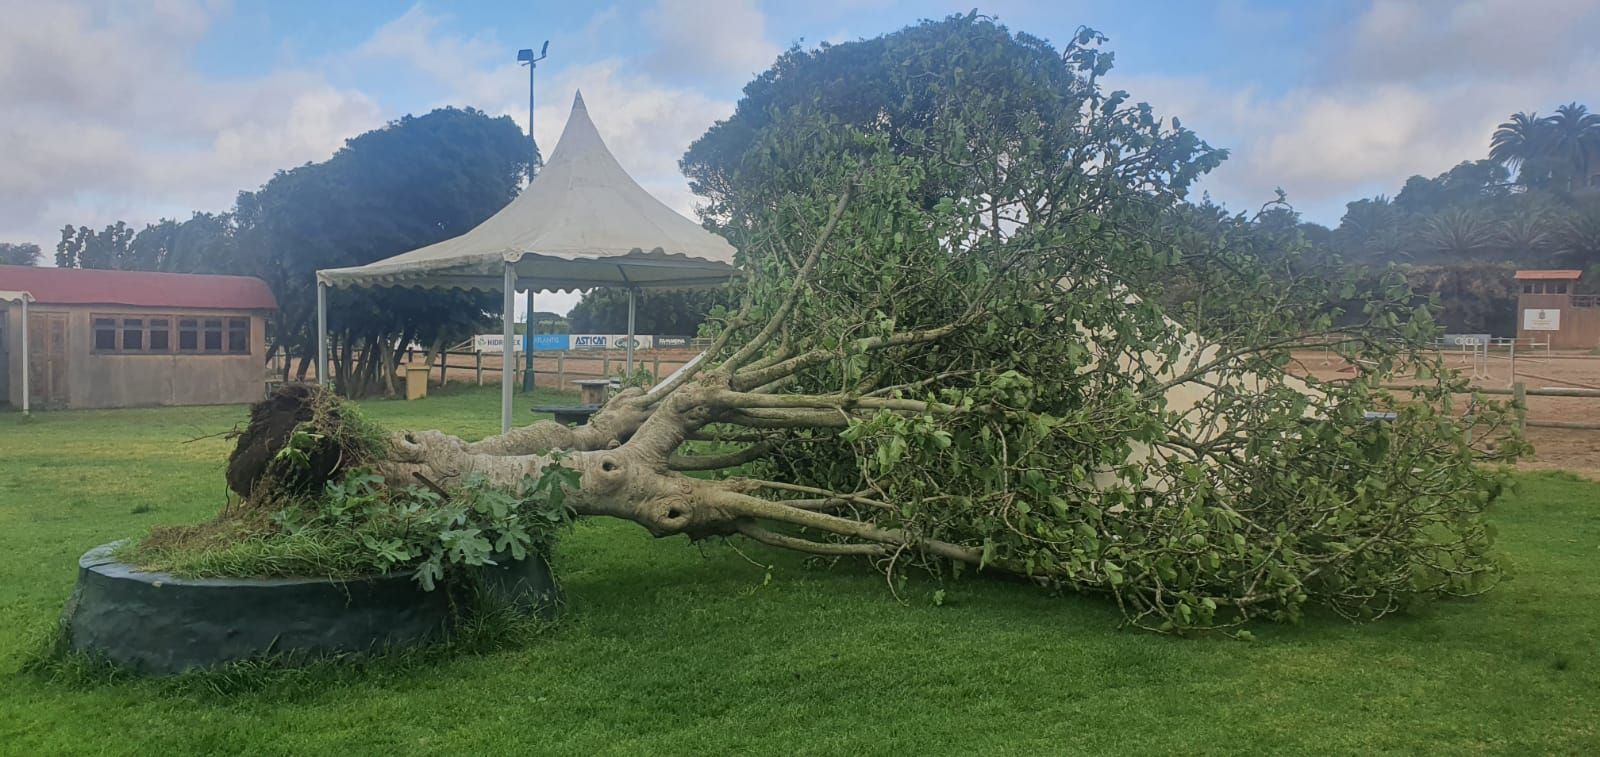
[571,334,654,350]
[532,334,570,351]
[476,334,659,351]
[472,334,518,353]
[1522,308,1561,331]
[655,336,691,348]
[1442,333,1490,347]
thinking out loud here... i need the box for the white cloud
[1339,0,1600,85]
[1111,0,1600,225]
[0,0,382,249]
[641,0,780,86]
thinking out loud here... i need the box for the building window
[149,318,170,351]
[1552,282,1568,294]
[94,313,252,355]
[179,318,199,351]
[122,318,144,351]
[94,317,118,351]
[227,318,249,353]
[203,319,223,351]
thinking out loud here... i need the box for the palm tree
[1489,111,1549,177]
[1494,203,1554,262]
[1554,204,1600,268]
[1546,103,1600,191]
[1416,207,1497,261]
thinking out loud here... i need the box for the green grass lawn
[2,386,1597,755]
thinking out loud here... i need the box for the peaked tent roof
[317,91,738,292]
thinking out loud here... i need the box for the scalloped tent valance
[315,91,738,292]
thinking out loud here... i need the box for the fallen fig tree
[214,16,1522,634]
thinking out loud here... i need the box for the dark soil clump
[225,383,381,501]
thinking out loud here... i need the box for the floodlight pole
[518,41,548,394]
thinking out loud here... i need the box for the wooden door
[28,312,68,405]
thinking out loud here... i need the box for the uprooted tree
[229,16,1522,633]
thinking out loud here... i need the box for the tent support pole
[626,287,636,375]
[316,281,328,388]
[501,263,516,434]
[522,288,535,393]
[19,296,29,416]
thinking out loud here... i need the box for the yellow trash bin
[404,365,432,400]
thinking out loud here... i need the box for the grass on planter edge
[111,523,392,580]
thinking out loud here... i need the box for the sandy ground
[1291,348,1600,480]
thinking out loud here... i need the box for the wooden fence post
[475,352,483,386]
[557,352,566,390]
[603,353,611,378]
[653,352,660,380]
[1513,381,1527,433]
[438,352,447,387]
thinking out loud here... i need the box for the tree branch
[668,442,773,471]
[723,184,856,371]
[730,324,960,391]
[735,521,889,556]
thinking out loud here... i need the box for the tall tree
[567,287,737,335]
[1546,102,1600,192]
[0,242,41,266]
[1334,197,1406,262]
[232,15,1514,634]
[232,107,530,394]
[55,221,135,269]
[1489,111,1550,185]
[53,214,239,273]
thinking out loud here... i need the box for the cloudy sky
[4,0,1598,313]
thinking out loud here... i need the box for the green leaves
[276,467,575,592]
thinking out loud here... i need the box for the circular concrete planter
[62,542,558,675]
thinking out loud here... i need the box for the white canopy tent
[316,92,738,432]
[0,290,31,415]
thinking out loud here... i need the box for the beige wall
[3,302,270,409]
[1516,293,1600,350]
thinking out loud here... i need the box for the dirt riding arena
[1291,347,1600,479]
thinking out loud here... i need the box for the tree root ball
[226,383,375,500]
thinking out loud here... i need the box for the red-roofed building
[1513,269,1598,349]
[0,265,277,410]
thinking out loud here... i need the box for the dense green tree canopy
[55,213,240,273]
[231,107,529,390]
[567,288,736,335]
[0,242,41,266]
